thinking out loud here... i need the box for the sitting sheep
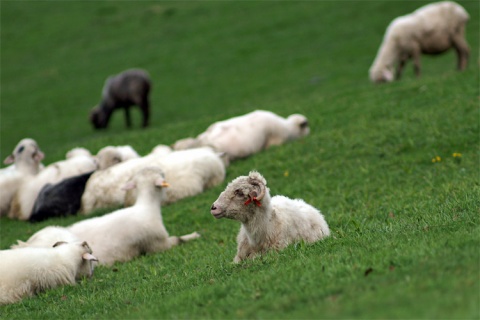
[0,138,44,217]
[8,154,98,220]
[81,147,226,215]
[17,167,200,266]
[29,171,95,222]
[369,1,470,83]
[90,69,151,129]
[96,145,140,170]
[173,110,310,161]
[210,171,330,263]
[0,241,97,305]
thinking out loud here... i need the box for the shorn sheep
[16,167,200,266]
[0,241,97,305]
[369,1,470,83]
[90,69,151,129]
[173,110,310,161]
[81,147,226,215]
[0,138,44,217]
[210,171,330,263]
[8,154,98,220]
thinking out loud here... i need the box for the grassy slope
[1,1,479,318]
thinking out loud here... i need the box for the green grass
[1,1,479,318]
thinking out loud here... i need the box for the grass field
[1,1,479,318]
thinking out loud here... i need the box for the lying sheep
[66,147,92,159]
[12,226,82,249]
[369,1,470,83]
[8,154,98,220]
[173,110,310,161]
[210,171,330,263]
[29,171,95,222]
[81,147,226,215]
[0,138,44,216]
[96,145,140,170]
[0,241,97,305]
[16,167,200,266]
[90,69,151,129]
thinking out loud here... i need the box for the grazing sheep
[0,241,97,305]
[29,171,95,222]
[369,1,470,83]
[173,110,310,161]
[17,167,200,266]
[210,171,330,263]
[81,147,226,215]
[96,145,139,170]
[0,138,44,217]
[8,155,98,220]
[90,69,151,129]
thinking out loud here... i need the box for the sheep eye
[299,121,308,129]
[234,189,244,197]
[17,146,25,154]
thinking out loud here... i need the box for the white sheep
[0,241,97,305]
[369,1,470,83]
[66,147,92,159]
[0,138,44,217]
[95,145,140,170]
[15,167,200,266]
[8,154,98,220]
[81,147,226,215]
[173,110,310,161]
[210,171,330,263]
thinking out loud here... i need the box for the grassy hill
[1,1,478,318]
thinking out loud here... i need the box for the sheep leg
[412,51,421,77]
[396,58,407,79]
[452,33,469,71]
[124,107,132,128]
[168,231,201,247]
[140,99,150,128]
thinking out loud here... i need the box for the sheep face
[211,171,268,223]
[89,105,110,129]
[4,138,44,166]
[53,241,98,279]
[287,114,310,138]
[369,67,394,83]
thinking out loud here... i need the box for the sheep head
[210,171,268,223]
[53,241,98,279]
[287,114,310,139]
[89,105,111,129]
[4,138,44,167]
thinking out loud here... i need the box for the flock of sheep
[0,0,471,305]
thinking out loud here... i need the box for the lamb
[0,241,97,305]
[29,171,95,222]
[90,69,151,129]
[210,171,330,263]
[8,154,98,220]
[96,145,140,170]
[81,147,226,215]
[173,110,310,161]
[0,138,44,217]
[15,167,200,266]
[369,1,470,83]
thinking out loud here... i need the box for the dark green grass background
[1,1,479,318]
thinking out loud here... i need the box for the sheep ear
[122,181,136,191]
[53,241,68,247]
[3,155,14,165]
[82,252,98,262]
[383,69,394,82]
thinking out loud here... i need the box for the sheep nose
[210,204,217,210]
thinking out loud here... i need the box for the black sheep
[90,69,151,129]
[29,171,95,222]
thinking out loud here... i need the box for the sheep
[90,69,151,129]
[0,138,44,217]
[12,226,82,249]
[66,147,92,159]
[0,241,97,305]
[15,167,200,266]
[29,171,95,222]
[96,145,140,170]
[210,171,330,263]
[8,154,98,220]
[80,147,226,215]
[173,110,310,161]
[369,1,470,83]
